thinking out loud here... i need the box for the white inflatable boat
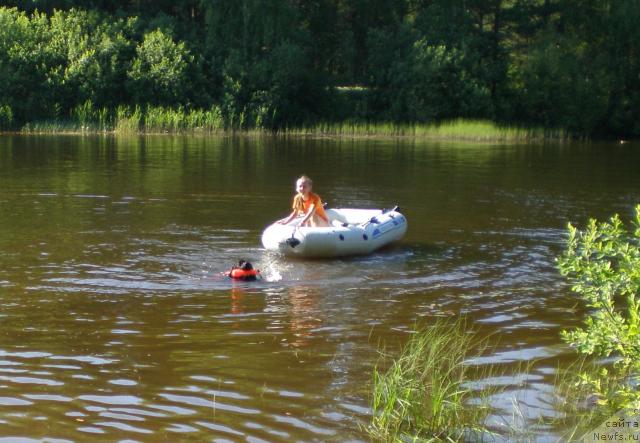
[261,207,407,258]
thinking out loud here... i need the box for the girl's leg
[309,214,329,227]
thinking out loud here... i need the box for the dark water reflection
[0,135,639,441]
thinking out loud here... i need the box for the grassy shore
[291,119,568,141]
[12,104,569,142]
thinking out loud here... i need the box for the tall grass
[20,103,226,134]
[292,119,568,141]
[21,120,83,133]
[550,358,632,441]
[18,102,568,141]
[369,320,498,442]
[115,105,141,133]
[141,105,224,133]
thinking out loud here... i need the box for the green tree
[0,0,639,136]
[366,23,414,120]
[513,29,610,133]
[52,9,136,109]
[250,40,322,128]
[602,1,640,137]
[0,8,65,122]
[367,26,490,122]
[127,29,192,105]
[202,0,324,128]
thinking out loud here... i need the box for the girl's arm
[278,210,298,224]
[299,204,316,226]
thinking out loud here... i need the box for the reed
[292,119,567,141]
[368,319,498,442]
[136,105,225,133]
[18,105,568,141]
[114,105,141,134]
[71,100,93,128]
[68,101,113,132]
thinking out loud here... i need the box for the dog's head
[238,260,253,271]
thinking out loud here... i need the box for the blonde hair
[293,175,313,214]
[297,175,312,186]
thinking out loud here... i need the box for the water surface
[0,135,638,441]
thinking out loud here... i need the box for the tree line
[0,1,638,137]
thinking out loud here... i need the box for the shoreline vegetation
[2,4,639,141]
[10,104,568,142]
[371,207,640,441]
[368,320,499,442]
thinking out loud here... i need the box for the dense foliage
[558,205,640,410]
[0,1,639,136]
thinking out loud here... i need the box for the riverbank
[11,105,569,142]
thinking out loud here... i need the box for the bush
[558,205,640,409]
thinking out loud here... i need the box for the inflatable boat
[261,207,407,258]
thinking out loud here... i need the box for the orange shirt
[292,192,328,221]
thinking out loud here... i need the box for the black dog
[228,260,259,281]
[237,260,253,271]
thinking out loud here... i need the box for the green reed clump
[143,105,181,132]
[69,100,113,132]
[125,105,226,133]
[369,320,496,442]
[114,105,142,133]
[72,100,93,128]
[187,106,224,132]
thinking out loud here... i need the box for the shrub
[558,205,640,410]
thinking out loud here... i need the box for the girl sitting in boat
[278,175,330,227]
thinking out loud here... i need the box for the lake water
[0,134,638,441]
